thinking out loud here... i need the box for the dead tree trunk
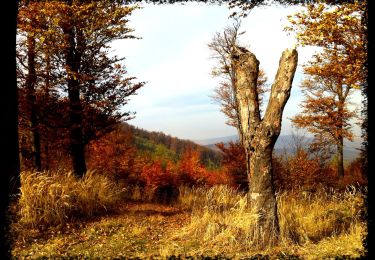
[232,47,298,244]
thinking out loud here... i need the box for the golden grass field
[10,171,367,259]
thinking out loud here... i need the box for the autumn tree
[227,0,358,18]
[17,0,52,170]
[232,46,298,244]
[208,18,268,145]
[17,0,144,176]
[285,1,366,178]
[17,0,63,170]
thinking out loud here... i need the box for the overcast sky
[111,2,363,144]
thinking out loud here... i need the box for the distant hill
[121,123,222,168]
[194,136,238,146]
[119,123,362,165]
[195,134,362,164]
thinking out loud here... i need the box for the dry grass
[178,185,246,211]
[11,178,367,258]
[278,186,366,245]
[159,185,367,258]
[16,170,124,229]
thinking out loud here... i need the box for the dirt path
[117,201,191,241]
[12,202,192,258]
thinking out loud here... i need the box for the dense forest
[4,0,368,258]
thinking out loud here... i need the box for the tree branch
[263,48,298,133]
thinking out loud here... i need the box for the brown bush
[215,141,247,191]
[273,149,338,192]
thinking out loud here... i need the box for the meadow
[10,170,366,259]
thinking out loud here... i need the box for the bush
[153,184,180,204]
[141,160,180,203]
[342,157,367,187]
[215,142,248,191]
[87,128,144,184]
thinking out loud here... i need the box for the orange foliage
[141,161,178,190]
[215,141,247,191]
[87,128,143,185]
[273,150,367,191]
[274,150,337,192]
[286,2,366,178]
[88,132,233,191]
[173,149,231,187]
[177,149,208,186]
[342,157,367,187]
[285,149,321,190]
[204,170,233,187]
[87,127,366,195]
[285,2,366,87]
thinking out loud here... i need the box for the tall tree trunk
[336,95,345,179]
[44,141,50,171]
[63,4,86,177]
[67,80,86,177]
[233,47,298,245]
[337,136,344,178]
[1,0,20,257]
[26,34,42,171]
[43,53,51,171]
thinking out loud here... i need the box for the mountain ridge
[194,134,362,163]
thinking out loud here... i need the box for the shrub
[153,185,180,204]
[141,160,179,203]
[342,157,367,187]
[215,141,248,191]
[87,128,143,184]
[177,149,208,187]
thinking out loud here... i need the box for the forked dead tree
[232,47,298,243]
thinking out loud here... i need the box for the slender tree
[17,1,44,171]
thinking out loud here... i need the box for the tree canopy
[285,1,366,177]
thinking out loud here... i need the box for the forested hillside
[121,123,222,168]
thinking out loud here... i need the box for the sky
[111,2,363,146]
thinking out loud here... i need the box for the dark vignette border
[0,0,370,259]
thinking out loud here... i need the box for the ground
[12,202,192,259]
[10,185,366,259]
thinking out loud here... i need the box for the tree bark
[337,136,344,178]
[43,53,51,171]
[26,34,42,171]
[233,47,298,245]
[63,4,86,177]
[336,96,345,179]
